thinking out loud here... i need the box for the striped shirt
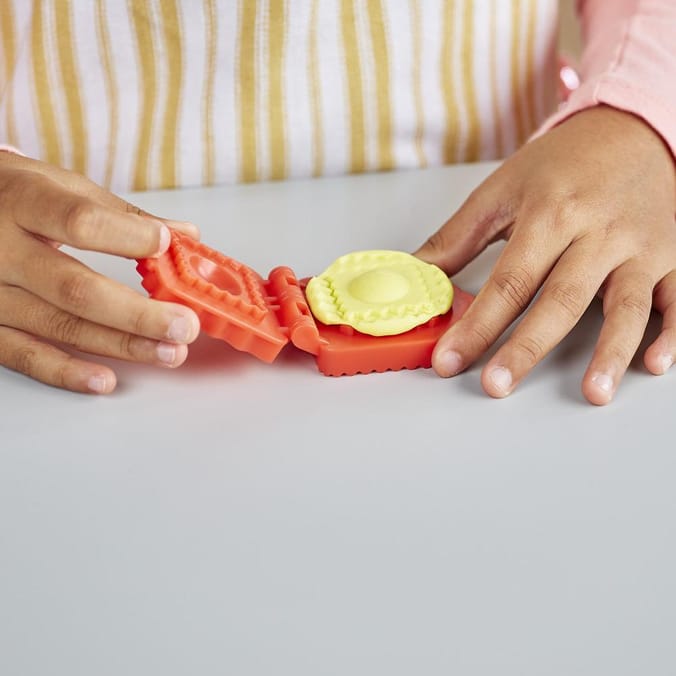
[0,1,559,192]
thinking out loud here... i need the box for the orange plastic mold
[136,231,473,376]
[306,284,473,375]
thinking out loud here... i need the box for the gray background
[1,163,674,675]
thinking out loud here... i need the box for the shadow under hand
[628,309,662,374]
[179,333,257,374]
[446,299,605,405]
[182,334,318,379]
[549,298,662,403]
[550,299,604,402]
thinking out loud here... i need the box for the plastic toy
[136,231,473,376]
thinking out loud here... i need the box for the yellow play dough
[305,250,453,336]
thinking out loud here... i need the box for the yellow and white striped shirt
[0,1,559,192]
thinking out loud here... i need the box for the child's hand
[0,152,201,393]
[416,105,676,405]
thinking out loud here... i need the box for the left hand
[415,105,676,405]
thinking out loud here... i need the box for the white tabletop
[2,163,675,675]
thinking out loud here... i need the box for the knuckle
[58,273,92,311]
[558,196,585,227]
[618,293,651,323]
[131,305,154,338]
[124,201,145,217]
[512,334,545,366]
[538,195,576,233]
[421,229,449,258]
[11,344,40,376]
[548,280,586,320]
[53,360,72,389]
[546,193,601,238]
[63,200,98,246]
[491,267,534,312]
[47,311,84,346]
[605,342,633,366]
[466,318,494,353]
[601,219,622,241]
[1,170,38,212]
[0,170,27,198]
[117,332,138,360]
[0,238,15,277]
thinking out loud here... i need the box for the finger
[644,269,676,375]
[581,264,655,405]
[414,175,517,275]
[430,218,568,377]
[7,237,200,344]
[110,201,200,240]
[0,325,116,394]
[0,285,188,368]
[479,243,614,398]
[4,169,171,258]
[79,186,200,240]
[0,152,200,239]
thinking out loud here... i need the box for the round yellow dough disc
[305,250,453,336]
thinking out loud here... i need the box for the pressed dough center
[347,269,409,304]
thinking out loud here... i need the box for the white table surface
[1,163,675,675]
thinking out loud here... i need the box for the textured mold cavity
[190,255,242,295]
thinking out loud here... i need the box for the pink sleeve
[0,144,23,155]
[538,0,676,158]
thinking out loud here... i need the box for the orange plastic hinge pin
[266,266,323,356]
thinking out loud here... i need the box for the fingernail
[659,353,673,374]
[156,224,171,255]
[167,316,195,343]
[165,219,201,239]
[591,373,614,394]
[436,349,463,377]
[488,366,512,395]
[157,342,177,365]
[88,374,111,394]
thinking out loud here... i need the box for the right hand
[0,151,201,394]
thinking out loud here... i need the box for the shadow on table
[551,298,662,403]
[109,299,665,397]
[180,334,257,374]
[182,333,317,376]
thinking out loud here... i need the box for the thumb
[414,181,515,276]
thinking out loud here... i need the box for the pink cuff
[0,144,24,156]
[536,0,676,159]
[537,76,676,158]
